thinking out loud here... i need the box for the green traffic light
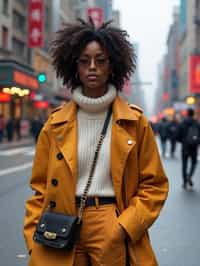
[38,73,47,83]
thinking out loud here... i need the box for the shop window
[13,10,26,33]
[2,26,8,49]
[2,0,9,15]
[12,38,25,58]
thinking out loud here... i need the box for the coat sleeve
[23,121,51,253]
[118,115,169,243]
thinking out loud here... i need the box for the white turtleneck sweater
[72,85,117,197]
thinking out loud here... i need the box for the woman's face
[77,41,111,97]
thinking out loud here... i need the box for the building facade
[166,7,180,106]
[0,0,78,121]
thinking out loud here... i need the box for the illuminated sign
[13,70,39,90]
[189,55,200,93]
[163,92,169,102]
[34,101,49,109]
[0,92,11,102]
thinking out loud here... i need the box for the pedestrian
[167,115,179,158]
[15,118,21,140]
[177,108,200,190]
[24,19,168,266]
[0,114,5,142]
[6,118,14,142]
[30,115,43,143]
[158,117,169,157]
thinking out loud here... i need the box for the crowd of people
[152,108,200,191]
[0,114,44,144]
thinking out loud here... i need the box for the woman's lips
[87,75,98,81]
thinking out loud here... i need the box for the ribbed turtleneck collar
[72,84,117,113]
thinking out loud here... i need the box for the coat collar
[112,96,139,122]
[50,101,77,125]
[50,95,139,125]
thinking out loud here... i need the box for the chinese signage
[87,8,103,28]
[189,55,200,94]
[28,0,44,48]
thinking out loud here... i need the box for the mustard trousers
[74,204,126,266]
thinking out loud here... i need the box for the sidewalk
[0,137,34,150]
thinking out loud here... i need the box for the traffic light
[37,72,47,83]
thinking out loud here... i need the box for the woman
[24,19,168,266]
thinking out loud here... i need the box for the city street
[0,142,200,266]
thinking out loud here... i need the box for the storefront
[0,59,40,120]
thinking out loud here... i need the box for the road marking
[0,162,32,177]
[16,254,27,259]
[0,146,34,156]
[24,148,35,156]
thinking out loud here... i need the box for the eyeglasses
[77,57,109,68]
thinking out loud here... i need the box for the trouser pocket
[100,205,126,266]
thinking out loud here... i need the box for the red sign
[14,70,39,90]
[28,0,44,48]
[87,8,103,28]
[189,55,200,93]
[163,92,169,102]
[34,101,49,109]
[0,92,11,102]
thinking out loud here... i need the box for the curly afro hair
[50,18,136,90]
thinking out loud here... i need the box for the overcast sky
[113,0,180,115]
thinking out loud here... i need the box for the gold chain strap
[77,134,105,223]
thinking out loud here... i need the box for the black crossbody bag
[33,107,112,249]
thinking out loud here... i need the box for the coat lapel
[51,102,78,181]
[111,97,138,207]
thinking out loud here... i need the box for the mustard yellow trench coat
[24,96,168,266]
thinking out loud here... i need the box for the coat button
[56,152,63,160]
[128,140,133,145]
[51,178,58,186]
[56,135,63,141]
[49,201,56,208]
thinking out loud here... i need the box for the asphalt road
[0,142,199,266]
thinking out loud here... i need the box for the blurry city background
[0,1,200,266]
[0,0,200,143]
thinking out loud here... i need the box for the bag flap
[36,212,79,238]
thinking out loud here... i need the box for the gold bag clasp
[43,231,57,240]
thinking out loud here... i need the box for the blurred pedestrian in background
[24,19,168,266]
[150,121,159,135]
[6,118,14,142]
[167,115,179,158]
[177,108,200,190]
[158,117,169,158]
[0,114,5,142]
[30,115,43,143]
[15,118,21,140]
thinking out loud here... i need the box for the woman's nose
[89,58,96,69]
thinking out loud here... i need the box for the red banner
[189,55,200,93]
[87,8,103,28]
[28,0,44,48]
